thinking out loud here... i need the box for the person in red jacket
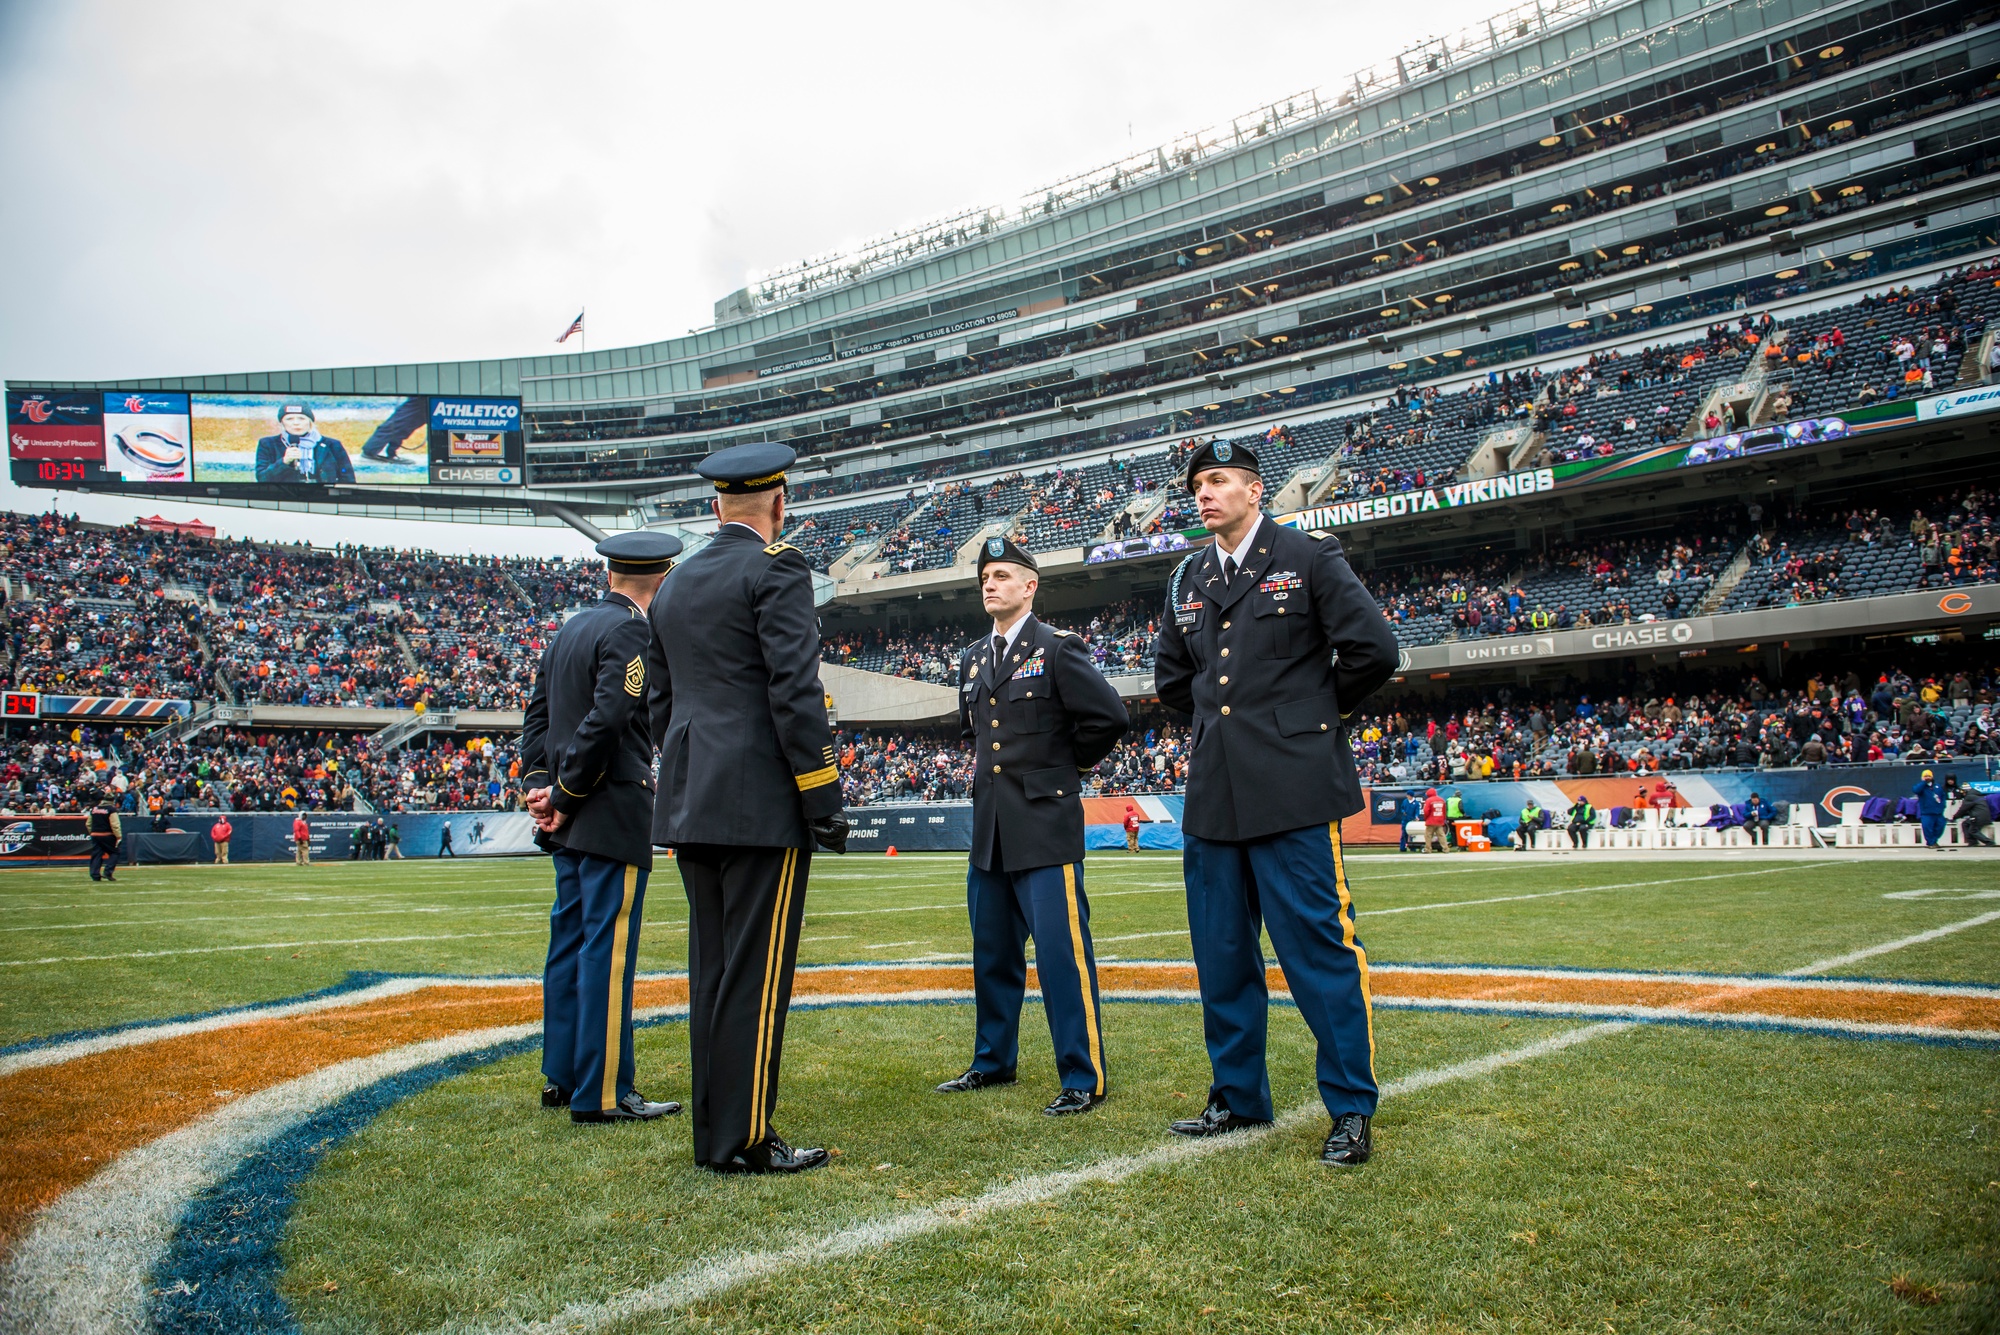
[292,814,311,866]
[211,815,233,865]
[1422,787,1448,853]
[1123,805,1142,853]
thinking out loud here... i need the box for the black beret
[1182,436,1260,490]
[977,533,1039,575]
[595,529,683,574]
[697,441,795,493]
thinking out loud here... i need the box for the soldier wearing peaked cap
[647,442,847,1174]
[936,535,1128,1115]
[522,528,684,1125]
[1151,435,1401,1167]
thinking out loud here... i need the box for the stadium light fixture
[1775,268,1800,279]
[1254,228,1274,238]
[1632,304,1654,313]
[1839,185,1865,197]
[1848,249,1873,260]
[1433,292,1452,302]
[1612,184,1634,194]
[1754,142,1777,154]
[1364,194,1385,205]
[1420,176,1440,186]
[1195,245,1217,256]
[1549,202,1571,213]
[1621,244,1643,255]
[1380,307,1400,317]
[1444,348,1463,356]
[1539,134,1562,147]
[1388,361,1408,370]
[1372,253,1391,263]
[1819,44,1843,58]
[1278,386,1297,394]
[1764,205,1790,216]
[1830,119,1854,131]
[1559,260,1581,271]
[1567,319,1590,329]
[1271,334,1289,343]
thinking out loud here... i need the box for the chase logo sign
[1918,386,2000,421]
[429,398,522,432]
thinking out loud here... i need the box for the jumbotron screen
[6,390,523,490]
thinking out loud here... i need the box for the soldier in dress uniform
[647,442,850,1174]
[521,530,684,1125]
[935,535,1128,1114]
[1151,437,1400,1167]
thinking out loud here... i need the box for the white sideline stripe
[453,1022,1632,1335]
[1097,930,1191,943]
[1366,865,1796,916]
[1374,962,2000,1000]
[0,904,552,934]
[0,976,536,1079]
[0,929,546,967]
[1782,910,2000,977]
[1371,995,2000,1043]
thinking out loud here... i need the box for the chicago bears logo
[1819,785,1872,819]
[1939,591,1973,615]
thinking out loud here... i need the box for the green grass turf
[3,853,1998,1044]
[7,852,1999,1329]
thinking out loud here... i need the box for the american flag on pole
[556,311,585,344]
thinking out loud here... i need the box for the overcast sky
[0,0,1500,556]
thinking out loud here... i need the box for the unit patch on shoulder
[623,655,645,697]
[765,541,799,556]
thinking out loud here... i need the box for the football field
[0,849,1995,1333]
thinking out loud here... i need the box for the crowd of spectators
[0,719,527,816]
[0,512,600,711]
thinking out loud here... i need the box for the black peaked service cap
[697,441,796,493]
[1182,437,1260,491]
[596,530,683,575]
[977,533,1039,576]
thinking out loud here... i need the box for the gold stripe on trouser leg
[1328,823,1376,1079]
[1061,863,1107,1096]
[601,864,640,1112]
[749,848,798,1144]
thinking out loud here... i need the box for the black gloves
[808,814,850,855]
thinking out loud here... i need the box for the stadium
[3,0,1999,1328]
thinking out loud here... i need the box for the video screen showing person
[191,393,429,486]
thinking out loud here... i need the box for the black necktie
[1223,556,1239,587]
[993,635,1007,665]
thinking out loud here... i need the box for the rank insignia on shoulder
[764,541,799,556]
[623,654,644,697]
[1051,628,1076,638]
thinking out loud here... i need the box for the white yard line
[1783,909,2000,977]
[0,904,553,934]
[0,929,547,968]
[1364,866,1796,916]
[1097,930,1191,943]
[453,1022,1630,1335]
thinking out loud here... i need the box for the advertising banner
[102,392,192,483]
[8,391,103,463]
[1916,384,2000,421]
[190,392,431,487]
[426,396,524,486]
[1086,532,1193,565]
[0,815,93,863]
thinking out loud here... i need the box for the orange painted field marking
[4,963,1995,1250]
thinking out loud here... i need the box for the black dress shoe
[541,1083,571,1109]
[711,1133,830,1174]
[1042,1088,1104,1117]
[1168,1099,1272,1137]
[570,1090,681,1123]
[1319,1113,1372,1166]
[934,1066,1016,1093]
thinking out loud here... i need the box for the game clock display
[2,691,39,718]
[11,458,111,486]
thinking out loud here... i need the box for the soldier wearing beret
[522,529,685,1124]
[647,442,849,1174]
[936,535,1129,1114]
[1151,436,1400,1166]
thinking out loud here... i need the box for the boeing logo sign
[1917,385,2000,421]
[429,398,521,431]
